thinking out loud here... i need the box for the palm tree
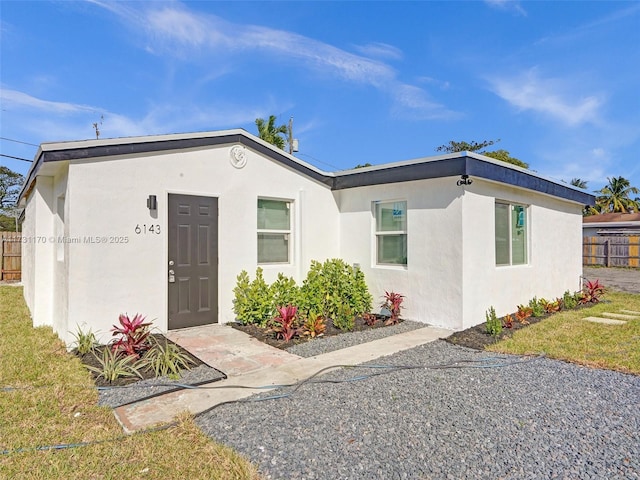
[595,176,640,213]
[570,178,588,189]
[255,115,288,150]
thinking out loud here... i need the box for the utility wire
[0,153,33,162]
[0,137,39,147]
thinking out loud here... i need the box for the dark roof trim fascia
[465,157,594,205]
[37,133,334,188]
[19,131,595,206]
[332,155,594,205]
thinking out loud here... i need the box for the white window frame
[495,201,528,266]
[374,200,408,267]
[257,197,292,264]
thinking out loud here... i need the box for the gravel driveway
[583,267,640,294]
[196,341,639,479]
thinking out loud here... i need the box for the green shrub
[485,306,502,336]
[142,337,194,380]
[86,347,143,383]
[232,259,372,329]
[70,324,99,355]
[299,259,372,320]
[332,304,355,331]
[562,290,578,310]
[270,273,300,309]
[232,268,273,326]
[528,297,545,317]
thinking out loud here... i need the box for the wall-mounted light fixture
[147,195,157,211]
[457,174,473,186]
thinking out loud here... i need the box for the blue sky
[2,1,639,193]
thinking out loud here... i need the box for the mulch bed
[233,313,553,352]
[444,315,549,350]
[445,302,600,350]
[231,314,398,350]
[76,302,601,388]
[73,333,206,388]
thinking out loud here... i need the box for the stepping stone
[620,310,640,316]
[583,316,627,325]
[601,312,639,320]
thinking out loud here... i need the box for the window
[495,202,527,266]
[257,198,291,263]
[375,201,407,266]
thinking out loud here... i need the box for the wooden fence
[583,235,640,268]
[1,232,21,281]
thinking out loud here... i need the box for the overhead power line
[0,153,33,162]
[0,137,39,147]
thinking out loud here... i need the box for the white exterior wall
[23,176,55,328]
[338,177,584,331]
[62,144,339,343]
[21,187,36,314]
[22,138,587,341]
[461,179,584,328]
[337,178,465,329]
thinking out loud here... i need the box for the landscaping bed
[231,314,399,350]
[74,334,226,407]
[444,314,547,350]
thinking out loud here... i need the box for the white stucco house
[18,129,594,344]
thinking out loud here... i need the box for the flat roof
[19,128,595,206]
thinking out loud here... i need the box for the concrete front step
[583,316,627,325]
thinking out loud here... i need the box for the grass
[487,291,640,375]
[0,286,261,479]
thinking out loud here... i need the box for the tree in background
[594,176,640,213]
[436,139,528,169]
[570,178,588,189]
[255,115,288,150]
[0,166,23,208]
[0,166,25,231]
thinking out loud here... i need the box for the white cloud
[352,42,403,61]
[0,88,97,115]
[89,1,455,119]
[0,88,282,142]
[487,69,603,126]
[484,0,527,17]
[392,84,459,120]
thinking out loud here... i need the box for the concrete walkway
[114,325,452,433]
[166,324,301,376]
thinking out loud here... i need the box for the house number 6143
[135,224,161,234]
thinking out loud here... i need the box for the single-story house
[18,129,594,344]
[583,212,640,237]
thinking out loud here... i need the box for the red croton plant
[111,313,152,358]
[581,279,606,304]
[271,305,299,341]
[382,291,405,326]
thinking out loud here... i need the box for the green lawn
[0,286,260,479]
[487,291,640,375]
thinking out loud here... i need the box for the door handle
[168,269,175,283]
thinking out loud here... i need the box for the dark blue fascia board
[331,155,594,206]
[332,157,467,190]
[34,133,334,189]
[24,137,594,206]
[465,157,595,205]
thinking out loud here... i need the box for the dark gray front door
[168,194,218,329]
